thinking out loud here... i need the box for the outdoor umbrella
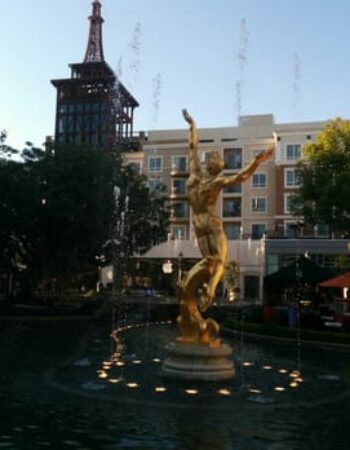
[318,272,350,288]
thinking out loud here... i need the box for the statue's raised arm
[182,109,202,177]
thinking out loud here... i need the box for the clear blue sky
[1,0,350,149]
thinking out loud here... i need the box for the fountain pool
[1,316,350,449]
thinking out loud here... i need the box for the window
[224,223,241,240]
[251,224,266,239]
[284,194,294,214]
[224,148,242,169]
[252,173,267,188]
[171,201,189,218]
[286,144,301,160]
[171,226,186,239]
[128,162,141,174]
[252,197,267,213]
[172,156,187,172]
[284,168,300,187]
[148,156,162,172]
[223,198,241,217]
[285,222,298,238]
[172,178,187,195]
[224,183,242,194]
[201,152,211,163]
[148,178,162,192]
[315,224,330,237]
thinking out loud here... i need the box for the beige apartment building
[124,114,328,301]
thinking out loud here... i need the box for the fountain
[162,110,273,380]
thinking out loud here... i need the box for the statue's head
[206,150,224,175]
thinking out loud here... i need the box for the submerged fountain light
[126,382,139,389]
[154,386,167,393]
[289,370,300,378]
[249,388,262,394]
[132,360,142,365]
[262,365,272,370]
[242,361,254,367]
[109,378,122,384]
[98,371,108,379]
[116,361,126,367]
[274,386,286,392]
[185,389,198,395]
[289,381,299,388]
[217,388,231,396]
[152,358,161,363]
[278,368,288,374]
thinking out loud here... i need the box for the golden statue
[177,109,273,347]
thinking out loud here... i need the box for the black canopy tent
[264,256,334,305]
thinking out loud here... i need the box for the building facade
[124,114,342,302]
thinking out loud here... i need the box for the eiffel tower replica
[51,1,140,152]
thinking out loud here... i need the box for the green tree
[292,118,350,235]
[0,140,169,298]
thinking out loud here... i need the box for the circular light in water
[185,389,198,395]
[289,370,300,378]
[155,386,167,393]
[262,365,272,370]
[249,388,262,394]
[116,361,125,367]
[152,358,161,363]
[217,388,231,396]
[242,361,254,367]
[295,377,304,383]
[126,382,139,389]
[132,360,142,365]
[274,386,286,392]
[98,371,108,379]
[278,368,288,374]
[289,381,299,388]
[109,378,122,384]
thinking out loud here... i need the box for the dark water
[1,317,350,450]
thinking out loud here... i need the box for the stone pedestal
[162,341,235,381]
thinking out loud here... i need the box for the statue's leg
[198,232,228,312]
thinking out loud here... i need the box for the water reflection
[1,320,350,449]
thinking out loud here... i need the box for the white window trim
[284,142,302,161]
[284,193,294,214]
[251,196,267,213]
[171,200,189,219]
[148,155,163,172]
[284,220,298,236]
[172,178,187,195]
[148,177,163,192]
[171,155,188,171]
[284,168,300,188]
[251,223,267,238]
[251,172,268,188]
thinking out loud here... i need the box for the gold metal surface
[177,109,273,347]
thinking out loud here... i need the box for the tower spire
[84,0,105,63]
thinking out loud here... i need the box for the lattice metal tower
[51,1,139,151]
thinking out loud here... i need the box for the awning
[318,272,350,288]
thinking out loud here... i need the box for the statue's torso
[187,175,222,235]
